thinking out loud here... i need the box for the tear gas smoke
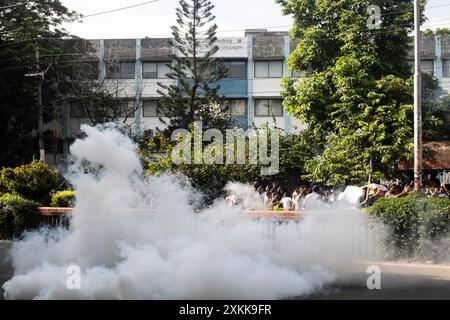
[3,124,381,300]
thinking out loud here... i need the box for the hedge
[51,190,76,208]
[368,195,450,262]
[0,193,40,240]
[0,160,60,205]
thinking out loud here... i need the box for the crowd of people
[225,181,450,211]
[359,182,450,207]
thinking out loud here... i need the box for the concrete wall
[253,79,282,97]
[252,35,286,59]
[141,117,169,132]
[441,36,450,59]
[141,38,172,60]
[406,35,435,59]
[104,39,136,60]
[141,79,175,98]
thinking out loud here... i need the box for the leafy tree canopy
[277,0,427,186]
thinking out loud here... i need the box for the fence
[34,208,305,228]
[33,208,73,229]
[34,208,381,260]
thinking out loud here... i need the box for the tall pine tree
[157,0,230,132]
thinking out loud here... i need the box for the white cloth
[368,183,388,192]
[293,196,305,211]
[338,186,364,204]
[280,197,293,210]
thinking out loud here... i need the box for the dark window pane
[230,61,246,78]
[268,61,283,77]
[120,62,135,79]
[255,100,269,116]
[107,62,135,79]
[269,100,283,116]
[119,101,135,118]
[157,62,170,79]
[255,61,268,78]
[143,63,157,79]
[218,61,231,78]
[231,100,246,116]
[443,59,450,78]
[157,104,167,117]
[143,100,158,117]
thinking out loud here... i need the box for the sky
[59,0,450,39]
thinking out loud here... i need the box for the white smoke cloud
[3,124,380,300]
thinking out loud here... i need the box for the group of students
[359,182,450,207]
[224,180,450,211]
[253,183,337,211]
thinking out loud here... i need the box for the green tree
[143,126,312,204]
[0,160,60,205]
[277,0,425,186]
[0,0,77,167]
[157,0,231,132]
[421,73,450,141]
[0,1,131,166]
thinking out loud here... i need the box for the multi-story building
[408,34,450,92]
[58,30,305,141]
[45,32,450,166]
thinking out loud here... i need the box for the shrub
[51,190,76,208]
[0,160,60,205]
[368,195,450,261]
[0,193,39,240]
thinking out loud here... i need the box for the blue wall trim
[247,35,254,128]
[283,35,292,134]
[435,35,443,81]
[217,78,248,97]
[99,40,105,82]
[135,39,142,137]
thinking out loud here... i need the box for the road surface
[305,261,450,300]
[1,241,449,300]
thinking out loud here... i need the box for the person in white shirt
[280,194,294,211]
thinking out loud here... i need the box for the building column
[283,35,292,134]
[99,39,106,82]
[247,35,254,129]
[435,35,443,82]
[135,39,142,137]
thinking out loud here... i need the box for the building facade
[45,32,450,166]
[58,30,306,143]
[407,34,450,92]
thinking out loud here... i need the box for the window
[143,100,166,117]
[420,59,434,75]
[443,59,450,78]
[255,99,283,117]
[219,61,246,78]
[117,100,135,118]
[224,100,247,116]
[254,61,283,78]
[143,62,170,79]
[107,62,135,79]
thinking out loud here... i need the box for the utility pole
[26,42,46,162]
[36,43,45,162]
[413,0,422,192]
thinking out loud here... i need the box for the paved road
[1,242,449,300]
[306,262,450,300]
